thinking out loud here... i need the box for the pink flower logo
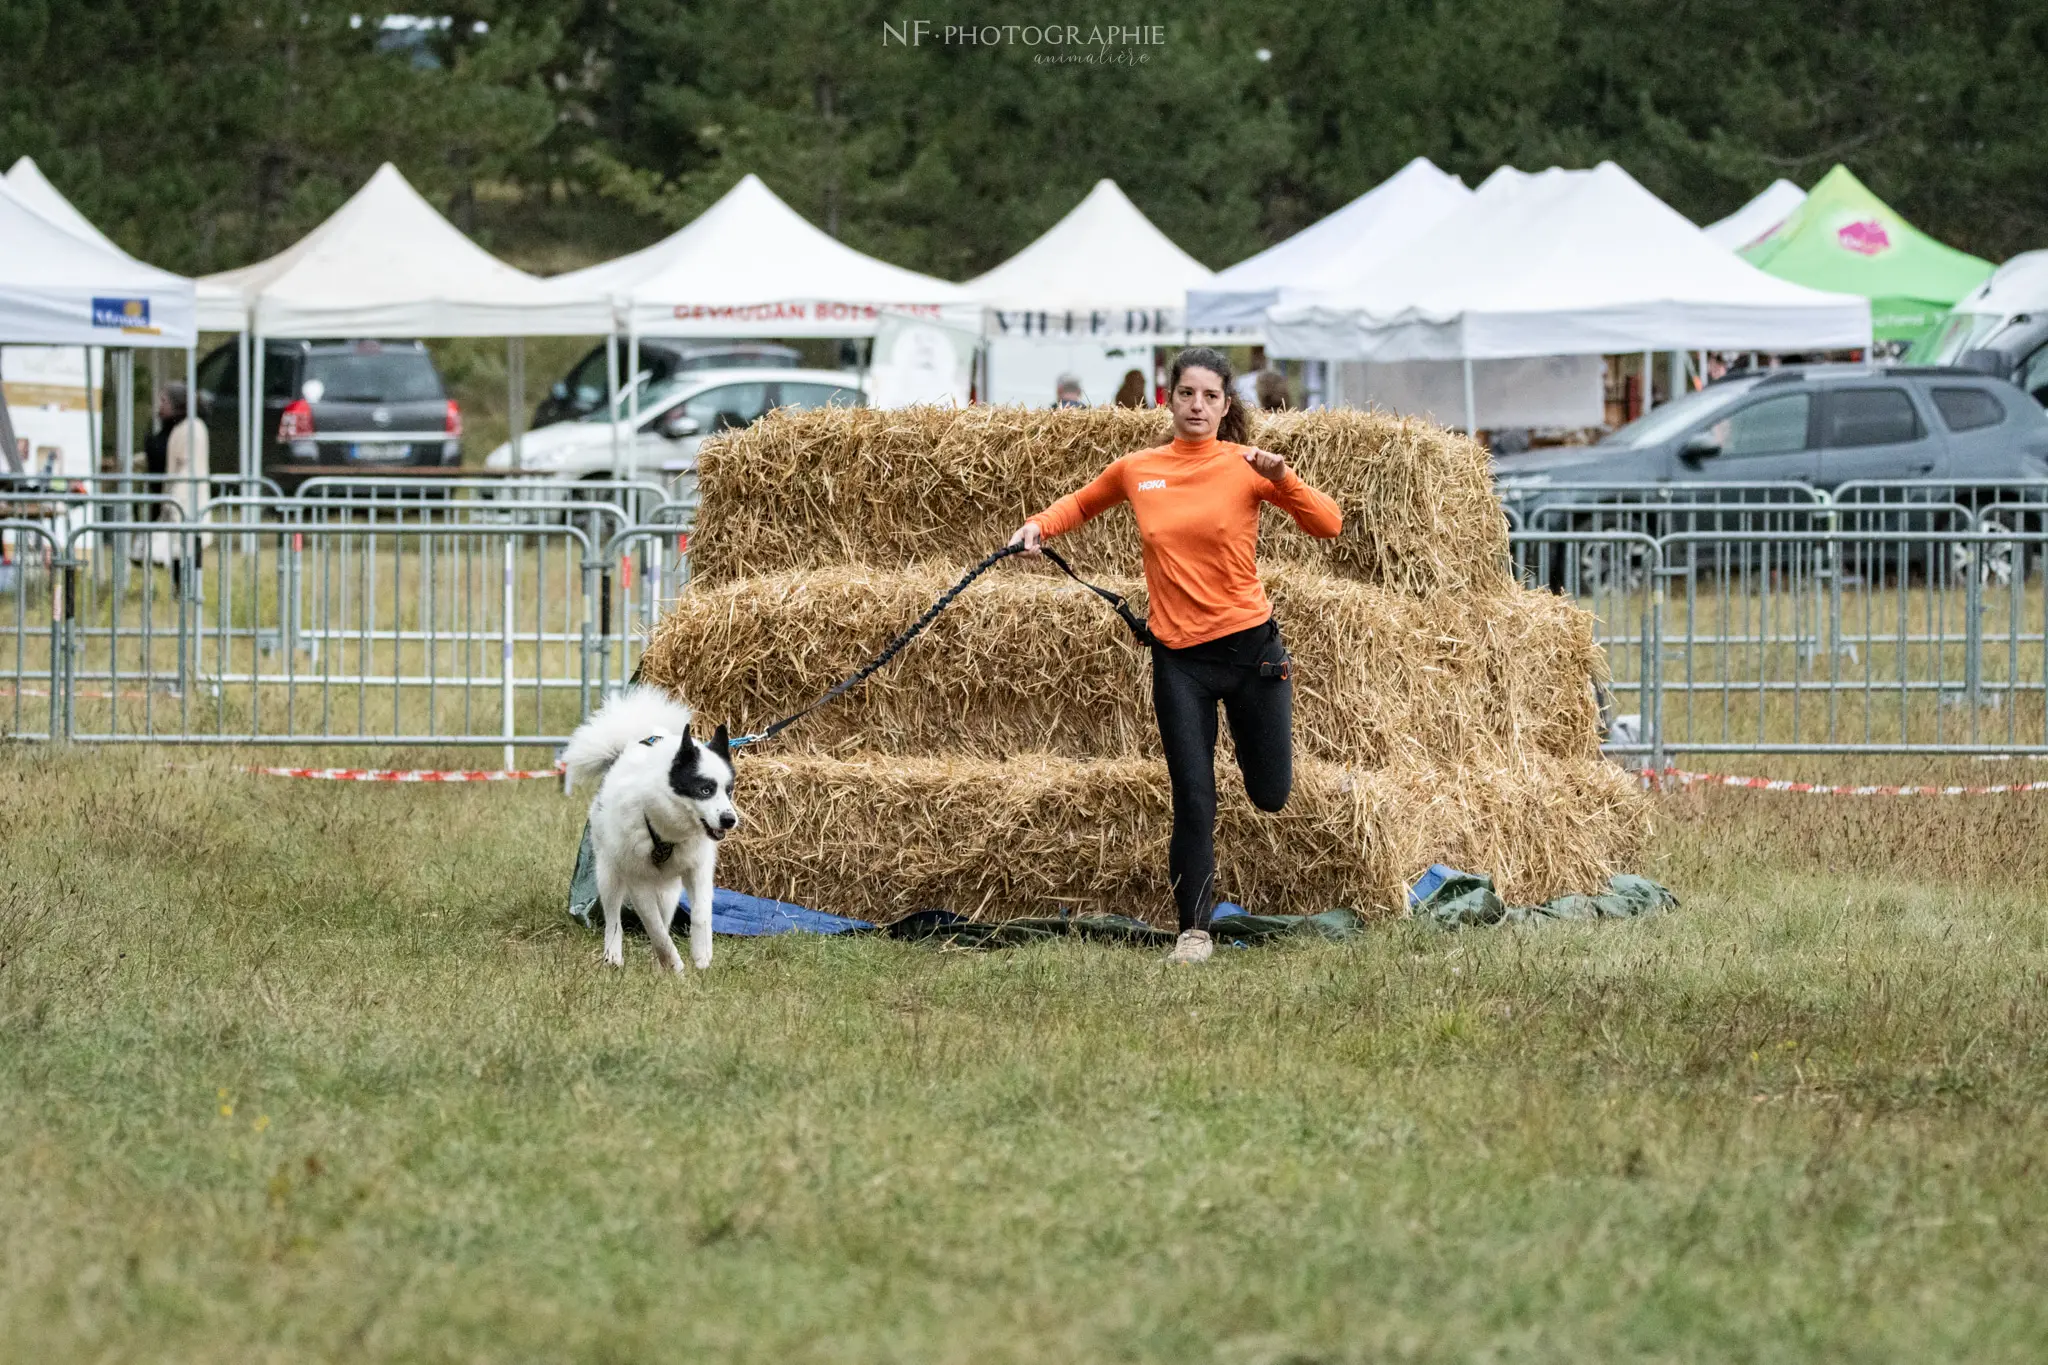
[1837,220,1892,256]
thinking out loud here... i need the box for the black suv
[532,339,802,427]
[197,338,461,491]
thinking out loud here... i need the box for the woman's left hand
[1244,447,1288,481]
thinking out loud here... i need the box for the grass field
[3,745,2046,1362]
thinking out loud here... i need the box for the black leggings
[1151,618,1294,933]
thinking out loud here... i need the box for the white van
[1909,251,2048,407]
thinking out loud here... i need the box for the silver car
[485,367,865,487]
[1496,364,2048,587]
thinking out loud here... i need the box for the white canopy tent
[0,167,197,487]
[965,179,1222,342]
[201,163,608,337]
[1267,162,1872,430]
[547,172,976,446]
[2,159,235,339]
[197,163,618,480]
[1265,166,1599,426]
[0,176,196,348]
[1186,157,1471,332]
[6,156,124,254]
[1703,179,1806,251]
[557,174,975,339]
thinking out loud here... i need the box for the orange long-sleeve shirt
[1029,436,1344,649]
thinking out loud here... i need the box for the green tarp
[1411,872,1676,929]
[1740,165,1993,346]
[888,876,1677,948]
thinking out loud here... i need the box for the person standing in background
[1054,374,1086,408]
[1254,370,1290,411]
[139,382,209,591]
[1113,369,1148,408]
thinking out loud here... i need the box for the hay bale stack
[688,404,1511,595]
[715,753,1648,926]
[638,564,1603,769]
[647,404,1648,921]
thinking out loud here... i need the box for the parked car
[1495,364,2048,587]
[487,368,864,485]
[197,338,461,491]
[531,339,804,427]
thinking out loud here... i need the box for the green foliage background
[5,0,2045,281]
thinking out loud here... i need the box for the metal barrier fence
[10,476,2048,760]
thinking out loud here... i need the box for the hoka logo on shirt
[1137,479,1166,490]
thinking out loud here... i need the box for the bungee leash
[729,543,1152,751]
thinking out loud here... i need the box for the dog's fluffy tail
[563,684,695,794]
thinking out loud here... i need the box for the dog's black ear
[668,731,701,790]
[710,722,730,763]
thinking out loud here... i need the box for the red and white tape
[249,766,561,782]
[1652,766,2048,797]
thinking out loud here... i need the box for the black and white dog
[563,685,740,973]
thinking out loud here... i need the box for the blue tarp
[679,888,873,937]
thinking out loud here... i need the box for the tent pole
[186,344,201,598]
[251,335,266,483]
[507,337,525,470]
[236,331,250,492]
[114,348,133,594]
[625,319,640,484]
[84,347,100,475]
[1641,350,1654,416]
[115,349,134,478]
[604,327,620,476]
[1462,356,1477,436]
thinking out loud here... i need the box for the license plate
[351,442,408,462]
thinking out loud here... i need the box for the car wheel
[1576,538,1650,595]
[1954,509,2026,588]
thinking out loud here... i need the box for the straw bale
[713,751,1650,925]
[687,404,1510,595]
[637,564,1601,768]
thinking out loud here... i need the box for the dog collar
[645,816,675,868]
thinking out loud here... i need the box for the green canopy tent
[1740,165,1993,347]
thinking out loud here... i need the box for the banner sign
[91,296,158,333]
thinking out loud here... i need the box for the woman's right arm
[1009,458,1128,558]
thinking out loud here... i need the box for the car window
[595,367,687,422]
[264,350,299,400]
[1706,393,1810,458]
[677,349,801,372]
[304,349,443,403]
[566,347,610,407]
[776,382,859,411]
[1601,377,1762,449]
[1931,387,2006,433]
[1910,311,2004,366]
[2019,344,2048,408]
[197,347,237,400]
[677,382,773,433]
[1825,387,1922,447]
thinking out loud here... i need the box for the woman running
[1009,348,1343,963]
